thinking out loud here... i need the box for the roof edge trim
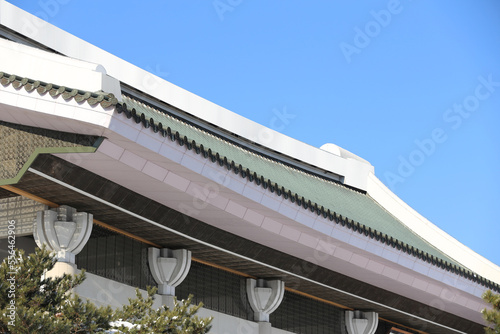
[367,172,500,285]
[0,2,372,190]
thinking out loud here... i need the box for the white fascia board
[367,171,500,285]
[0,37,121,99]
[0,1,373,190]
[0,78,113,137]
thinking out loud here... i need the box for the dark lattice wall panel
[270,290,343,334]
[176,261,253,320]
[76,225,156,290]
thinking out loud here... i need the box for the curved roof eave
[1,1,499,286]
[0,1,373,191]
[1,62,499,290]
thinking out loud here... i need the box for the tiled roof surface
[120,96,461,265]
[2,71,498,292]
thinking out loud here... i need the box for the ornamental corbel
[148,247,192,296]
[345,310,379,334]
[33,205,93,264]
[246,278,285,322]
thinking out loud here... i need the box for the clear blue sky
[8,1,500,267]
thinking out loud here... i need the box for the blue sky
[8,1,500,267]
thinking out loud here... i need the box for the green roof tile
[120,96,460,267]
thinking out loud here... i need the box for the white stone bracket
[246,278,285,322]
[33,205,93,263]
[345,310,379,334]
[148,247,192,296]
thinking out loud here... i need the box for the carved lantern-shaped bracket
[148,247,192,296]
[345,310,379,334]
[33,205,93,264]
[246,278,285,322]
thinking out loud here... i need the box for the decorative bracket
[33,205,93,263]
[345,310,379,334]
[148,247,192,296]
[246,278,285,322]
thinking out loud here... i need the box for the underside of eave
[0,159,485,334]
[0,120,103,186]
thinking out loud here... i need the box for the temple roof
[2,70,498,295]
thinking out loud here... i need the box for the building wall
[0,203,419,334]
[75,225,349,333]
[0,228,421,334]
[74,271,293,334]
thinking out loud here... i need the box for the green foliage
[0,247,212,334]
[114,288,211,333]
[0,246,112,333]
[482,290,500,334]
